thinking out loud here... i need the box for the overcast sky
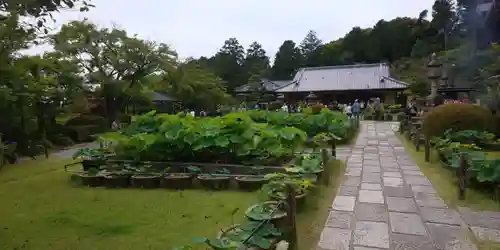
[36,0,435,59]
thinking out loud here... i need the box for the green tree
[159,63,232,110]
[299,30,323,67]
[243,41,270,85]
[271,40,302,80]
[0,0,93,17]
[51,20,177,126]
[431,0,457,50]
[212,38,245,92]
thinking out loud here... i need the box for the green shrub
[311,104,324,114]
[268,102,282,111]
[119,114,132,124]
[494,114,500,136]
[66,115,107,128]
[423,103,494,138]
[49,135,74,147]
[67,125,101,142]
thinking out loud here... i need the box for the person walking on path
[345,103,353,119]
[373,98,381,120]
[352,99,361,120]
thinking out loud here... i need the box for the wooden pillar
[331,140,336,158]
[457,153,469,200]
[286,185,298,250]
[424,138,431,162]
[321,149,330,186]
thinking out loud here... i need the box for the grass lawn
[0,157,345,250]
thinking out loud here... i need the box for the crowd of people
[181,94,473,118]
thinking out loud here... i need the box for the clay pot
[131,174,161,188]
[79,173,104,187]
[197,175,231,190]
[162,173,194,189]
[235,176,267,191]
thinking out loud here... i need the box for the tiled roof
[235,79,291,92]
[275,63,408,92]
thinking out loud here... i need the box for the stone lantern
[305,92,318,105]
[427,53,443,106]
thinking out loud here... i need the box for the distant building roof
[235,79,290,93]
[275,63,408,93]
[477,0,495,17]
[151,91,176,102]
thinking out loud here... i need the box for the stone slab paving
[317,121,477,250]
[458,207,500,243]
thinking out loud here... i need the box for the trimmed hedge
[423,103,494,138]
[66,115,106,127]
[67,125,103,142]
[65,115,108,142]
[311,104,324,114]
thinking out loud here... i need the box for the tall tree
[243,41,270,82]
[271,40,302,80]
[431,0,456,50]
[51,20,177,126]
[299,30,323,67]
[212,38,245,91]
[158,63,231,110]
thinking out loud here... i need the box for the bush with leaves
[423,103,494,138]
[245,109,351,139]
[102,111,307,165]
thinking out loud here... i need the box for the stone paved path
[317,121,477,250]
[51,142,100,159]
[458,207,500,244]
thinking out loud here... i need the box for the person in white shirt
[189,110,195,117]
[345,103,352,118]
[281,103,288,113]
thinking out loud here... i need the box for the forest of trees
[187,0,480,93]
[3,0,500,157]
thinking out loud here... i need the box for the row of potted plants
[171,152,325,249]
[72,152,324,192]
[76,166,265,190]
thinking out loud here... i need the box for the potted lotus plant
[101,163,137,188]
[197,167,232,190]
[79,167,104,187]
[235,167,268,191]
[162,165,197,189]
[130,163,163,189]
[72,148,109,171]
[262,173,313,210]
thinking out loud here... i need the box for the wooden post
[286,185,298,250]
[331,140,336,158]
[458,153,468,200]
[424,138,430,163]
[321,149,330,186]
[415,129,421,151]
